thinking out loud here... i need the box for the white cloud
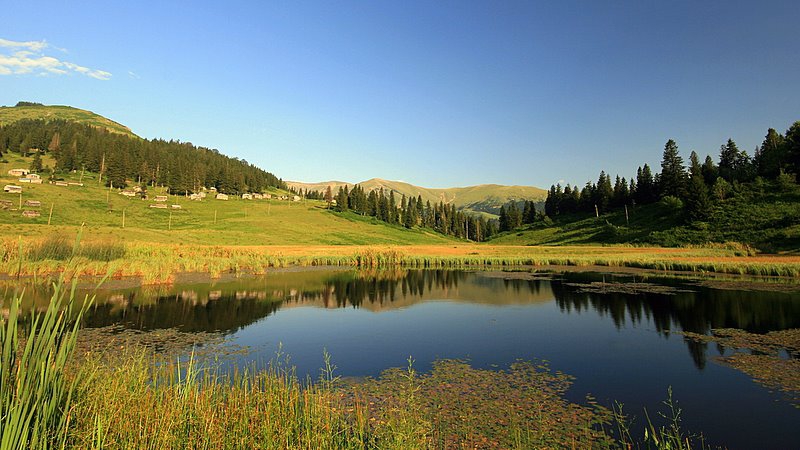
[0,38,49,52]
[0,38,111,80]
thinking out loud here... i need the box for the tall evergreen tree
[754,128,786,179]
[29,151,43,172]
[659,139,687,199]
[701,155,718,186]
[784,121,800,181]
[718,139,753,182]
[635,164,656,204]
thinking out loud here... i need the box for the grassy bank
[2,237,799,284]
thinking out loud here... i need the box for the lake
[7,268,800,449]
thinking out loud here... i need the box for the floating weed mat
[692,279,800,293]
[342,359,616,449]
[74,325,248,363]
[475,270,559,281]
[565,281,695,295]
[680,328,800,406]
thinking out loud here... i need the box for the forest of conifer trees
[296,184,499,241]
[0,119,285,194]
[541,121,800,226]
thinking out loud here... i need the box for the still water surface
[10,268,800,449]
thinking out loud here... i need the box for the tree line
[540,121,800,224]
[323,185,498,241]
[0,119,285,194]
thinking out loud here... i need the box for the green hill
[0,154,454,246]
[0,103,136,137]
[489,180,800,252]
[287,178,547,217]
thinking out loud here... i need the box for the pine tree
[718,139,753,182]
[754,128,786,179]
[498,205,509,232]
[659,139,687,199]
[701,155,718,186]
[594,171,613,213]
[689,151,702,178]
[784,121,800,181]
[635,164,656,204]
[29,151,43,173]
[685,172,711,221]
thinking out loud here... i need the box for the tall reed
[0,279,91,450]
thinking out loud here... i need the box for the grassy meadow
[0,104,135,137]
[2,154,799,283]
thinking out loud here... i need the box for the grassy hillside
[0,155,454,246]
[490,181,800,252]
[288,178,547,217]
[0,104,136,137]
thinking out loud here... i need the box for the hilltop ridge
[287,178,546,217]
[0,103,136,137]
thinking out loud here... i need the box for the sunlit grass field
[2,155,799,282]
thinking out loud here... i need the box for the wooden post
[19,192,22,209]
[594,204,599,218]
[99,154,105,185]
[48,203,54,225]
[214,210,217,225]
[122,209,126,228]
[169,211,172,231]
[268,200,271,216]
[624,204,629,226]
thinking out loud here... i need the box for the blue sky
[2,1,798,188]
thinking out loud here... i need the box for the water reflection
[3,269,799,371]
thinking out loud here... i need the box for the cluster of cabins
[4,169,40,217]
[4,167,300,219]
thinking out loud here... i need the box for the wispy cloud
[0,38,111,80]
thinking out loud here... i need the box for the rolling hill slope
[287,178,547,216]
[0,103,136,137]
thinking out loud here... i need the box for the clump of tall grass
[80,241,127,261]
[25,235,126,263]
[28,235,74,261]
[0,279,91,450]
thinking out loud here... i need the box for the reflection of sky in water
[227,278,800,450]
[3,269,799,449]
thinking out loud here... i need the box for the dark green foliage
[702,155,718,186]
[15,101,44,107]
[594,171,613,213]
[333,185,495,241]
[718,139,754,183]
[29,151,43,172]
[755,128,787,179]
[685,175,711,221]
[635,164,657,204]
[659,139,687,199]
[0,119,285,194]
[785,121,800,180]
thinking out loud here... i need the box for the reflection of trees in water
[551,275,800,370]
[83,291,282,334]
[73,270,800,371]
[322,270,468,308]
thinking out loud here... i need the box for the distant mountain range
[287,178,547,217]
